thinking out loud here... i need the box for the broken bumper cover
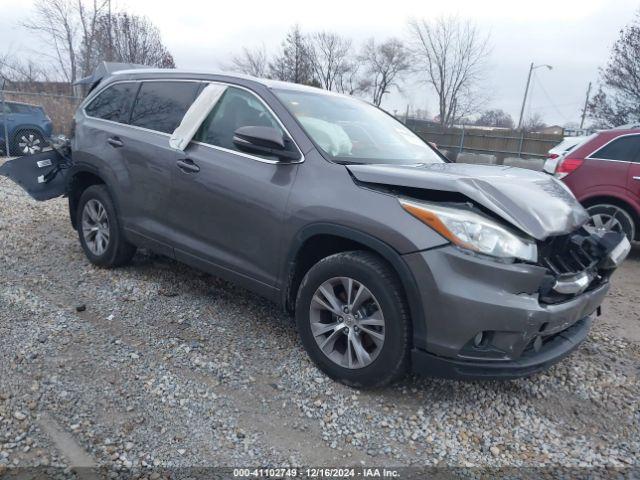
[411,316,592,379]
[404,245,612,379]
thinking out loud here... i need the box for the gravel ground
[0,168,639,476]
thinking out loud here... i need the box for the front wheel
[586,204,636,241]
[295,251,410,388]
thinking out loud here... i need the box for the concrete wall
[503,157,545,171]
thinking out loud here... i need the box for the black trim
[411,316,592,380]
[282,223,428,350]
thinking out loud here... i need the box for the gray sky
[1,0,637,125]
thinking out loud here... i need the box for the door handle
[176,159,200,174]
[633,176,640,181]
[107,136,124,148]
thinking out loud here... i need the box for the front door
[168,85,301,294]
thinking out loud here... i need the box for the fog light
[473,332,484,347]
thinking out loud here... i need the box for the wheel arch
[67,166,115,230]
[12,125,46,137]
[282,223,427,350]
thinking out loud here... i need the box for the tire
[76,185,136,267]
[586,204,636,241]
[295,251,410,388]
[11,129,45,156]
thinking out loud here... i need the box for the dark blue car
[0,101,53,156]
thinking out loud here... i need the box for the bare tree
[588,12,640,126]
[95,12,175,68]
[269,25,316,85]
[475,109,514,129]
[228,45,269,77]
[22,0,109,83]
[0,52,51,84]
[19,1,173,86]
[334,60,363,95]
[408,16,490,127]
[522,112,547,132]
[358,38,409,106]
[308,32,353,91]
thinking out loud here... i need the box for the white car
[543,136,592,174]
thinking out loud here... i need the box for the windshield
[274,89,444,165]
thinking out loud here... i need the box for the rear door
[114,80,202,254]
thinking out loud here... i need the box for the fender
[282,222,428,350]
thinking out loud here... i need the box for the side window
[591,135,640,162]
[85,83,137,123]
[9,104,29,114]
[130,81,200,134]
[194,86,285,158]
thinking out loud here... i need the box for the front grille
[538,231,600,275]
[537,228,612,304]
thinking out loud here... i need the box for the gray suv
[0,66,631,387]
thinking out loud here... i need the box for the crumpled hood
[347,162,589,240]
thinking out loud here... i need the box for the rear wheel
[76,185,136,267]
[295,251,410,388]
[585,204,636,240]
[11,129,45,156]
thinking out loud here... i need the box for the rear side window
[590,135,640,161]
[9,104,32,114]
[85,83,137,123]
[130,81,200,134]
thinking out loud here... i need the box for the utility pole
[517,62,553,130]
[580,82,592,130]
[517,63,534,130]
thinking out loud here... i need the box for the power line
[532,71,574,124]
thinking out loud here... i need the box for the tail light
[555,158,583,179]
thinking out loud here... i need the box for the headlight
[399,198,538,262]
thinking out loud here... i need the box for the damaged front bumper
[404,230,629,380]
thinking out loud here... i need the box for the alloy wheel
[17,132,43,155]
[586,205,628,235]
[309,277,385,369]
[81,199,110,256]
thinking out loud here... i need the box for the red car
[545,128,640,240]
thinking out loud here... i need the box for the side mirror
[233,126,300,161]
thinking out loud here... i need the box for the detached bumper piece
[0,145,72,201]
[412,316,592,380]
